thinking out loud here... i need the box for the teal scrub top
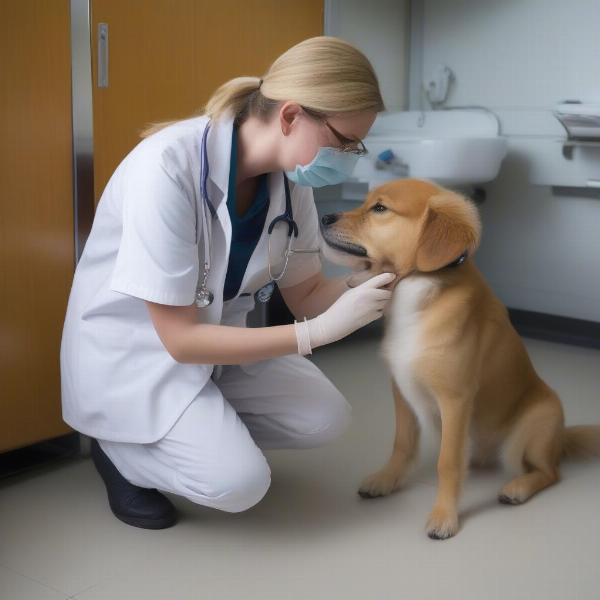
[223,124,270,301]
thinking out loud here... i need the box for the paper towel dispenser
[554,101,600,141]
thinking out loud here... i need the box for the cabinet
[91,0,324,201]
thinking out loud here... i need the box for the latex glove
[294,272,396,354]
[347,263,402,291]
[345,267,376,288]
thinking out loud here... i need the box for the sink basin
[351,110,508,188]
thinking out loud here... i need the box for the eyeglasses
[300,105,368,156]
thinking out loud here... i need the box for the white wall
[418,0,600,321]
[325,0,410,112]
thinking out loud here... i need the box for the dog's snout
[321,213,339,227]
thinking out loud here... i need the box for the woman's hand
[346,266,398,290]
[345,267,375,288]
[295,272,396,353]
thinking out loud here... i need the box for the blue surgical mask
[285,146,360,187]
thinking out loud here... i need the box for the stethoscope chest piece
[195,287,214,308]
[195,261,214,307]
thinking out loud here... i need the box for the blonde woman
[60,36,395,529]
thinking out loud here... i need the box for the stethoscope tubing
[196,119,320,302]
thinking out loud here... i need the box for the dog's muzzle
[320,213,368,257]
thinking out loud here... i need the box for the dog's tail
[561,425,600,460]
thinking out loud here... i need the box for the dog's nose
[321,213,339,227]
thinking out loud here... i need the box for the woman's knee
[301,388,353,446]
[178,450,272,513]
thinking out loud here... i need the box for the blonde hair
[139,36,385,138]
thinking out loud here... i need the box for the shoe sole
[111,510,177,530]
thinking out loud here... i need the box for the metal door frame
[70,0,95,264]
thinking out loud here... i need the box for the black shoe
[90,438,177,530]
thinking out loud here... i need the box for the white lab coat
[60,111,322,444]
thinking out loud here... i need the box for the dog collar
[369,250,469,287]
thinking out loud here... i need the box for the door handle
[98,23,108,88]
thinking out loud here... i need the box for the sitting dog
[319,178,600,540]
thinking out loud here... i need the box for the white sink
[352,110,508,188]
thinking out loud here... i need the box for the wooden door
[0,0,322,453]
[90,0,324,201]
[0,1,74,451]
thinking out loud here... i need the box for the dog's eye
[372,202,387,213]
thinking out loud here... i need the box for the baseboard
[0,433,80,478]
[507,308,600,350]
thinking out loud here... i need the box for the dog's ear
[415,192,481,272]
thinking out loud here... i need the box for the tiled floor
[1,334,599,599]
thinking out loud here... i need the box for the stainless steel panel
[69,0,95,263]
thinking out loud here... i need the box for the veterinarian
[60,36,395,529]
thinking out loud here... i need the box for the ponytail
[139,36,384,138]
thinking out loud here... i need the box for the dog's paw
[497,484,529,505]
[357,468,404,499]
[498,493,523,505]
[425,507,459,540]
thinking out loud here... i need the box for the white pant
[98,353,352,513]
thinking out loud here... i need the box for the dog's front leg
[358,377,420,498]
[426,395,473,540]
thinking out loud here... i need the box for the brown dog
[319,178,600,540]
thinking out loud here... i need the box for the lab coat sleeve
[277,183,322,289]
[109,156,199,306]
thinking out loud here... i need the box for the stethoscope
[194,121,320,308]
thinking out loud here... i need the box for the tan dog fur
[319,178,600,540]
